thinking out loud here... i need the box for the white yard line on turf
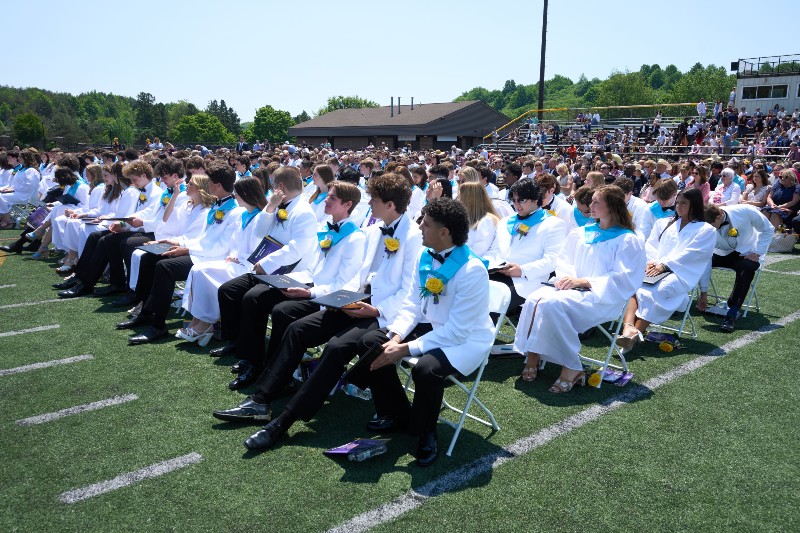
[0,299,72,310]
[0,324,60,338]
[0,354,94,377]
[16,394,138,427]
[0,284,16,289]
[59,452,203,504]
[327,310,800,533]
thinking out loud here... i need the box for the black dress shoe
[415,431,439,467]
[720,317,735,333]
[94,284,128,296]
[0,237,28,254]
[228,366,260,390]
[116,313,153,330]
[230,359,253,374]
[212,397,271,423]
[0,242,24,254]
[367,415,409,433]
[128,326,168,345]
[111,291,139,307]
[244,418,285,451]
[210,343,236,357]
[53,277,79,290]
[58,282,93,299]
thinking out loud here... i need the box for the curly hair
[422,197,469,246]
[508,177,543,206]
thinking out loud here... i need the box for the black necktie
[216,194,233,206]
[327,221,340,232]
[428,250,450,264]
[278,201,290,210]
[138,187,146,193]
[517,211,534,220]
[380,225,395,237]
[166,187,174,195]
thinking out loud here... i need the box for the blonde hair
[457,181,499,228]
[187,174,216,207]
[458,166,481,183]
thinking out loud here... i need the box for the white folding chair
[400,281,511,456]
[578,301,630,388]
[707,262,763,318]
[647,286,699,340]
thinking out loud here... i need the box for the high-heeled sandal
[176,325,215,347]
[31,247,50,260]
[55,258,77,276]
[520,356,540,382]
[548,372,586,393]
[615,324,643,351]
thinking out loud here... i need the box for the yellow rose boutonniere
[139,192,148,203]
[319,238,332,252]
[546,209,557,217]
[277,208,289,223]
[424,276,445,304]
[161,195,170,206]
[728,227,738,237]
[517,223,530,239]
[384,237,400,255]
[659,341,674,353]
[587,372,602,388]
[214,210,225,223]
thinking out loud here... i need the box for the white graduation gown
[514,227,645,371]
[181,208,258,323]
[635,217,716,323]
[467,215,500,262]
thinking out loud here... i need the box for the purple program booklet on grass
[324,438,389,457]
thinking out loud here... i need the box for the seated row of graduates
[50,157,735,463]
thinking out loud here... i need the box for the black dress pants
[711,251,760,312]
[251,307,372,410]
[363,326,451,436]
[217,273,290,363]
[141,255,194,329]
[112,232,154,286]
[74,230,110,286]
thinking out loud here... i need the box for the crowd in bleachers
[495,104,800,161]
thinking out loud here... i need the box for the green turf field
[1,231,798,532]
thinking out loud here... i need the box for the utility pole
[537,0,548,123]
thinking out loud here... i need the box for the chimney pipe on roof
[398,97,401,114]
[411,97,414,110]
[391,97,394,117]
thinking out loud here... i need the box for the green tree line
[455,62,736,120]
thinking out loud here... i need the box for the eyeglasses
[509,197,531,205]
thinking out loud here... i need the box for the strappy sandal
[616,323,643,351]
[549,372,586,393]
[520,356,540,382]
[31,247,50,260]
[55,258,77,276]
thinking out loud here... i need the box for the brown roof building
[288,100,508,151]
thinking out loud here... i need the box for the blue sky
[5,0,798,121]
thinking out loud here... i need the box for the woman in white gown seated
[616,188,716,351]
[458,181,500,261]
[178,177,268,345]
[514,185,646,393]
